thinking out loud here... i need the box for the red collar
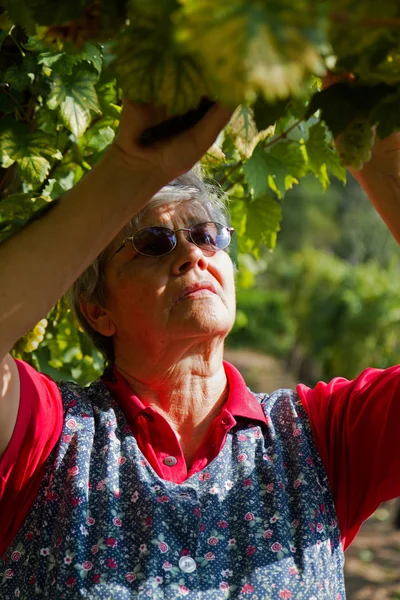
[102,361,267,425]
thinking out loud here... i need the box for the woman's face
[101,200,236,357]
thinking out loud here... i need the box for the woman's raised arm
[0,100,232,455]
[351,132,400,244]
[0,100,232,360]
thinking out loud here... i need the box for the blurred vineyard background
[225,171,400,599]
[227,171,400,386]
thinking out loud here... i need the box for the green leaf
[80,42,103,74]
[2,64,33,92]
[0,122,61,184]
[19,156,51,183]
[42,169,75,199]
[305,121,346,189]
[16,0,91,26]
[268,140,308,190]
[96,71,121,119]
[87,126,115,152]
[47,67,101,137]
[252,97,289,131]
[111,10,209,115]
[38,42,103,76]
[370,89,400,139]
[306,84,357,137]
[246,195,282,253]
[35,107,59,134]
[1,0,37,34]
[0,193,34,218]
[226,105,258,158]
[244,143,288,199]
[306,82,396,137]
[38,52,83,76]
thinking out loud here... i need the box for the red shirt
[1,358,400,556]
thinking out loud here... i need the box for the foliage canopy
[1,0,400,381]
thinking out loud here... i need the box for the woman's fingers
[113,98,235,181]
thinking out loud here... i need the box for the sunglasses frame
[106,221,235,263]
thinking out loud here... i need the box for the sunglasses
[106,222,235,262]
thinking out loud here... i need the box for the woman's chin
[176,306,234,338]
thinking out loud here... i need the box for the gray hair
[67,166,230,373]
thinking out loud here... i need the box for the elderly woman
[0,101,400,599]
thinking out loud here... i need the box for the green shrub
[227,289,295,357]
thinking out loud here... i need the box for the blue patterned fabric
[0,379,345,599]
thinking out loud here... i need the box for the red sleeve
[0,359,63,555]
[297,366,400,550]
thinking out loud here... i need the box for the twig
[262,118,304,149]
[219,161,243,188]
[9,27,26,56]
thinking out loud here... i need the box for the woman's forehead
[139,200,209,228]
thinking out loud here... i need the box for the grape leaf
[86,126,115,152]
[47,67,101,137]
[329,0,399,65]
[2,64,33,92]
[252,96,289,132]
[180,0,325,107]
[19,0,92,26]
[226,105,258,159]
[0,193,35,218]
[246,195,282,254]
[306,82,396,137]
[35,107,59,134]
[269,140,307,179]
[19,156,52,183]
[244,143,288,199]
[268,140,308,192]
[305,121,346,189]
[111,26,209,115]
[42,170,75,199]
[1,0,37,34]
[0,122,62,184]
[38,42,103,76]
[370,89,400,139]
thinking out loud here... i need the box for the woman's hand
[111,99,233,186]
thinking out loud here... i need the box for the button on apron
[179,556,197,573]
[164,456,178,467]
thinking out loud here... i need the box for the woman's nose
[170,231,209,274]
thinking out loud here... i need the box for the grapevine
[14,318,48,355]
[1,0,400,382]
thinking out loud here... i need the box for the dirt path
[224,348,400,599]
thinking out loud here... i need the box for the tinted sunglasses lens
[133,227,176,256]
[191,223,231,250]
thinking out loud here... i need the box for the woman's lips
[176,282,217,303]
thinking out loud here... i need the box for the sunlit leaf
[47,67,101,137]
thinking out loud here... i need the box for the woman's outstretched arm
[0,100,232,456]
[351,132,400,244]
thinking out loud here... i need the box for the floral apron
[0,379,346,599]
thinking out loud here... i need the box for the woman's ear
[80,300,116,337]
